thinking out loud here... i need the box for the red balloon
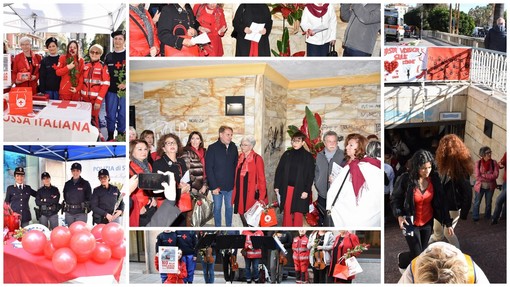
[70,232,96,257]
[69,221,89,234]
[101,222,124,247]
[92,243,112,264]
[52,247,77,274]
[91,224,105,240]
[111,241,126,259]
[44,240,56,260]
[50,226,72,248]
[22,230,47,255]
[76,252,91,263]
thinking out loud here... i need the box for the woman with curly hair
[326,134,381,227]
[153,133,191,226]
[391,149,452,268]
[429,134,473,248]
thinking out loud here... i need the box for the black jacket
[390,171,452,227]
[274,147,315,214]
[205,140,238,191]
[441,175,472,220]
[63,176,92,214]
[36,185,60,216]
[90,184,124,224]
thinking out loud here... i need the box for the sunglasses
[89,50,101,55]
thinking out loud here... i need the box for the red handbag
[178,192,193,212]
[333,262,349,280]
[164,24,200,57]
[306,201,319,227]
[259,208,277,227]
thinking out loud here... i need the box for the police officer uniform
[63,163,92,224]
[36,172,61,230]
[5,167,37,227]
[90,169,124,225]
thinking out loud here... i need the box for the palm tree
[493,4,505,27]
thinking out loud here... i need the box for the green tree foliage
[424,6,475,36]
[468,4,493,27]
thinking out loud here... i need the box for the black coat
[441,175,472,220]
[484,26,506,52]
[5,184,36,223]
[233,4,273,56]
[390,171,452,227]
[274,147,315,214]
[158,4,199,52]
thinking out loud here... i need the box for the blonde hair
[414,242,469,283]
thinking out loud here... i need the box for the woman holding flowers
[56,40,84,101]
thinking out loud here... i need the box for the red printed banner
[426,47,471,81]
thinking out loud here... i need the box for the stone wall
[464,86,507,180]
[131,77,257,147]
[288,84,381,144]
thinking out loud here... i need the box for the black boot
[107,131,114,141]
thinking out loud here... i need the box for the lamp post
[420,6,423,39]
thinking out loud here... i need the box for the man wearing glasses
[81,44,110,130]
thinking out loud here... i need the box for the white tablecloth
[4,98,99,142]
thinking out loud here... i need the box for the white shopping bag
[244,201,264,227]
[345,256,363,276]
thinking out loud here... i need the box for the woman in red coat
[232,136,268,226]
[129,139,156,227]
[329,230,360,283]
[11,36,41,95]
[55,40,83,101]
[193,4,227,56]
[129,3,160,57]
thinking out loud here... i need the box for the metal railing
[470,48,507,94]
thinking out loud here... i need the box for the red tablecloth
[3,238,123,283]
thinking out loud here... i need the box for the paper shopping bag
[333,263,349,280]
[9,87,33,115]
[345,256,363,276]
[260,208,277,227]
[244,201,263,227]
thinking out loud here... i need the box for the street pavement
[129,258,381,284]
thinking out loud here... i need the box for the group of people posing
[153,230,362,284]
[9,31,126,140]
[128,125,382,228]
[387,134,505,283]
[4,163,124,229]
[129,3,380,57]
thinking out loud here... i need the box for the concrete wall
[464,86,507,182]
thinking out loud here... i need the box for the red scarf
[348,157,381,204]
[238,150,255,177]
[481,158,492,173]
[305,4,330,18]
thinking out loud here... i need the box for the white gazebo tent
[3,3,125,33]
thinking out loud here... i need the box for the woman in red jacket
[193,4,227,56]
[242,230,264,283]
[55,40,83,101]
[11,36,41,95]
[329,230,360,283]
[129,3,160,57]
[129,139,155,227]
[232,136,268,226]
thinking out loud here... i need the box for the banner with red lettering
[384,46,427,82]
[384,46,472,83]
[426,47,471,81]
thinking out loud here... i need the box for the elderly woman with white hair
[11,36,41,94]
[232,135,268,226]
[80,44,110,129]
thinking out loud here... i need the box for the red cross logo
[51,101,77,109]
[167,238,173,244]
[115,61,123,69]
[182,234,187,240]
